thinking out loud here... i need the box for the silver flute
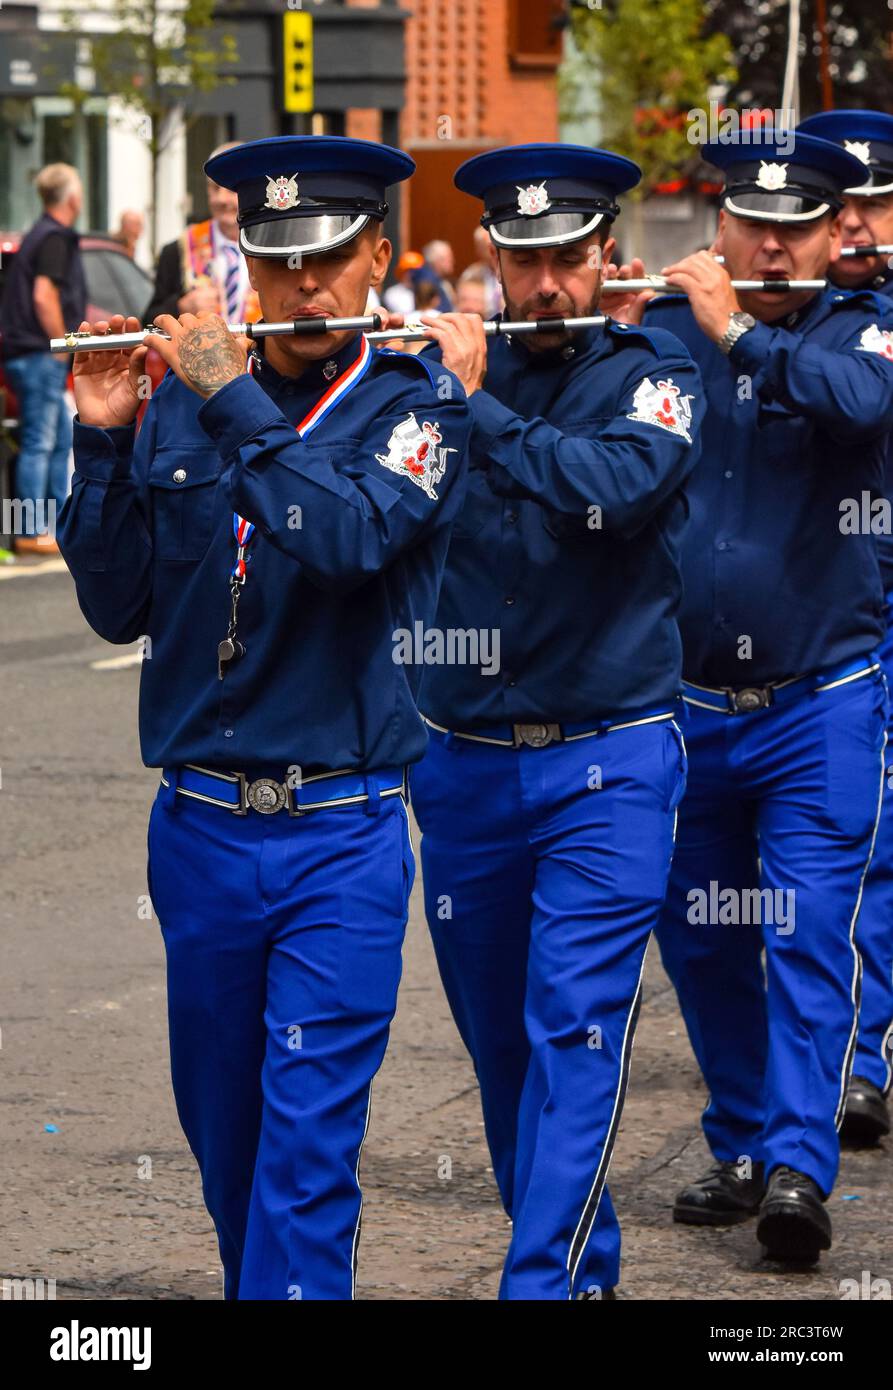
[51,315,609,353]
[49,280,825,356]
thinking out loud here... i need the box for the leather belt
[682,656,880,716]
[160,763,407,816]
[422,704,677,750]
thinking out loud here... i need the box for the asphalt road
[1,559,890,1301]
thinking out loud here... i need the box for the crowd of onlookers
[380,229,503,320]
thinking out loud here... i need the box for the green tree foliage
[704,0,893,114]
[59,0,238,252]
[563,0,737,196]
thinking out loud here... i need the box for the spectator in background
[455,266,489,318]
[422,238,456,309]
[112,210,145,262]
[143,142,261,325]
[383,250,425,314]
[467,225,503,316]
[0,162,86,554]
[411,269,444,314]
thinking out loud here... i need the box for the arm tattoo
[179,321,244,396]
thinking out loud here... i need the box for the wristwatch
[717,311,756,355]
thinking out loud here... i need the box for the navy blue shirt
[644,288,893,686]
[418,320,704,726]
[57,335,471,775]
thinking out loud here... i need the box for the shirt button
[724,470,733,479]
[717,541,730,551]
[224,729,234,738]
[506,511,519,524]
[173,468,187,483]
[505,596,516,606]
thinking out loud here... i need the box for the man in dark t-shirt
[0,163,87,554]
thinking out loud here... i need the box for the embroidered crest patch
[756,162,789,192]
[516,182,552,217]
[375,414,457,500]
[265,174,300,212]
[627,377,694,443]
[857,324,893,361]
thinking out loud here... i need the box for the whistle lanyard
[218,335,373,680]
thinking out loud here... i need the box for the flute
[49,280,823,355]
[840,244,893,258]
[51,315,610,353]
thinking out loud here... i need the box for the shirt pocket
[148,446,223,562]
[450,471,493,539]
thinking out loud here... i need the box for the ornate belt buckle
[514,722,561,748]
[728,686,772,714]
[246,777,287,813]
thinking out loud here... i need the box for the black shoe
[840,1075,890,1146]
[673,1159,766,1226]
[756,1166,832,1262]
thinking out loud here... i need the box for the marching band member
[620,130,893,1262]
[409,144,704,1300]
[57,136,471,1300]
[798,109,893,1146]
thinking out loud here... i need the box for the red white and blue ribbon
[231,334,373,581]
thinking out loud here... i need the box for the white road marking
[90,650,144,671]
[0,558,68,581]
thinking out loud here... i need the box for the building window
[507,0,564,70]
[0,95,108,231]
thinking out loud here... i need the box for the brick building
[348,0,563,271]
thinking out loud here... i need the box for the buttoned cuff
[198,374,288,458]
[72,419,137,480]
[469,390,519,458]
[728,319,774,372]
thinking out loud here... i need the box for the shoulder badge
[856,323,893,361]
[265,174,300,212]
[627,377,694,444]
[375,414,457,500]
[756,162,789,192]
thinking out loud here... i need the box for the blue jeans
[4,352,71,537]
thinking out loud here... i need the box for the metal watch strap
[717,311,756,355]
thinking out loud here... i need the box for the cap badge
[844,140,872,166]
[375,414,457,501]
[265,174,301,212]
[516,182,552,217]
[756,162,789,192]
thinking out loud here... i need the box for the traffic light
[282,11,314,115]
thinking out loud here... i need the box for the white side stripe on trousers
[835,730,888,1128]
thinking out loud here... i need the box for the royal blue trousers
[853,604,893,1094]
[147,770,414,1300]
[656,666,887,1197]
[410,716,687,1300]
